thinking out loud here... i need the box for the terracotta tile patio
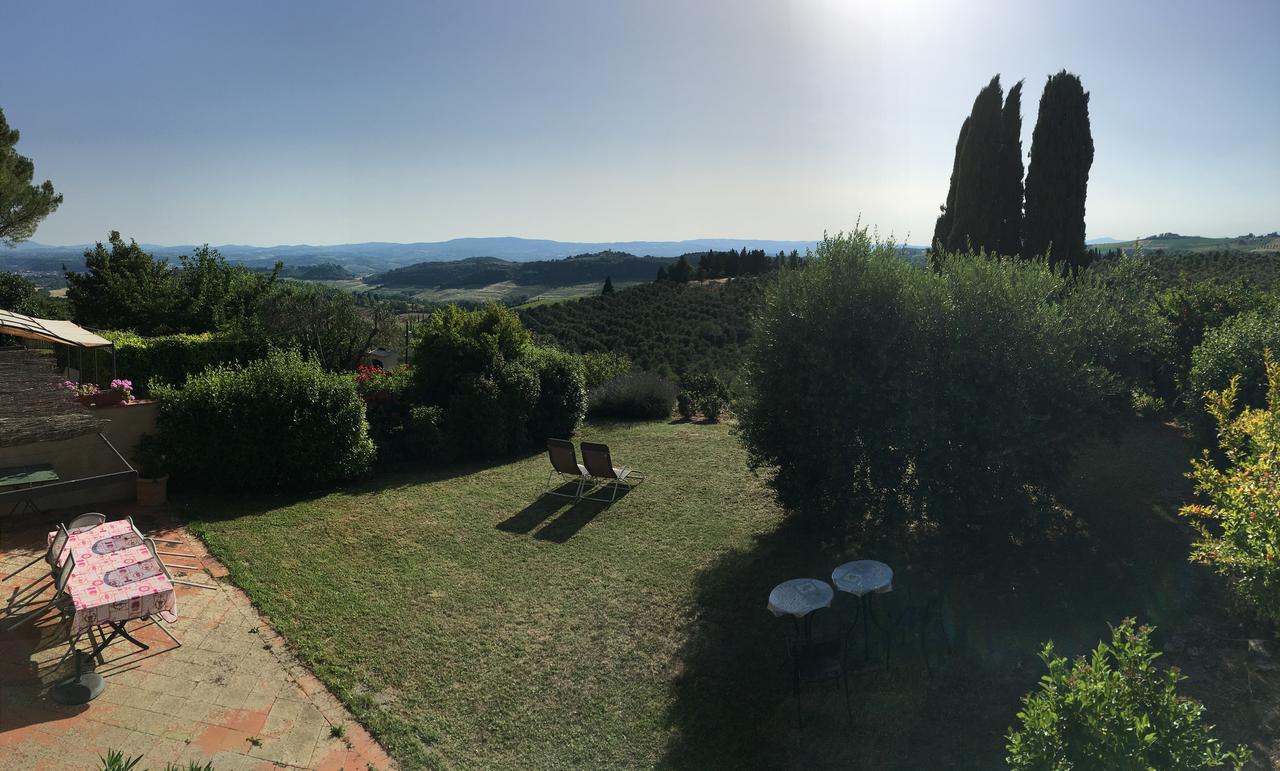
[0,505,395,770]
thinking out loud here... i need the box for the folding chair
[544,438,592,500]
[4,552,75,631]
[580,442,646,502]
[4,512,105,587]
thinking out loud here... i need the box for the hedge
[99,330,267,397]
[152,349,374,490]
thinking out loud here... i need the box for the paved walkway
[0,505,395,770]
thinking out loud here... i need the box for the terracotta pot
[75,394,96,407]
[136,475,169,507]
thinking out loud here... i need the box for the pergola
[0,309,116,383]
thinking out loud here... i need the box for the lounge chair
[580,442,646,502]
[545,438,592,500]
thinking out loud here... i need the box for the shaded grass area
[182,418,1275,769]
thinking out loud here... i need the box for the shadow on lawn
[497,485,632,543]
[661,418,1276,769]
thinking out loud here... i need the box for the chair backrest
[55,552,75,595]
[67,512,106,532]
[580,442,617,479]
[546,438,581,475]
[46,524,70,568]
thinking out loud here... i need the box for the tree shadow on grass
[660,418,1275,769]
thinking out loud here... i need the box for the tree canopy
[0,107,62,247]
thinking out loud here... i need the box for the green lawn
[181,418,1273,769]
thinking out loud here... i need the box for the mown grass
[182,418,1271,769]
[182,420,781,768]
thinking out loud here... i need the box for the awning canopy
[0,309,112,348]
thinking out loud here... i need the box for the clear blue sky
[4,0,1277,246]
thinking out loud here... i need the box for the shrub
[405,406,445,460]
[588,372,677,420]
[1006,619,1249,770]
[676,391,696,421]
[1182,350,1280,624]
[99,330,267,397]
[354,365,419,463]
[153,349,374,490]
[577,351,632,390]
[526,347,587,440]
[409,304,586,459]
[737,229,1148,532]
[1156,277,1272,401]
[1189,309,1280,430]
[681,373,731,422]
[445,365,539,459]
[412,303,531,406]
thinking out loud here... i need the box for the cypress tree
[931,116,969,263]
[602,275,615,295]
[996,80,1024,257]
[1022,71,1094,274]
[945,76,1004,255]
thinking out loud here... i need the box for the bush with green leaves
[1006,619,1249,770]
[1155,277,1273,402]
[526,347,588,440]
[100,330,266,397]
[680,373,731,422]
[1182,350,1280,624]
[577,350,632,390]
[410,304,586,459]
[412,303,531,406]
[587,371,678,420]
[737,228,1153,532]
[1189,308,1280,430]
[153,349,374,490]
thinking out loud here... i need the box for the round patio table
[768,578,834,644]
[832,560,893,662]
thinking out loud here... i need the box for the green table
[0,464,59,516]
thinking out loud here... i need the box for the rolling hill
[1,236,820,274]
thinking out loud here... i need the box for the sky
[3,0,1277,247]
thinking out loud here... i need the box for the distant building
[363,348,398,370]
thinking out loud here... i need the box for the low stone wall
[0,401,158,515]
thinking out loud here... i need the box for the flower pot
[76,394,96,407]
[94,391,126,407]
[136,475,169,507]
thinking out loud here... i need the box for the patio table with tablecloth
[47,520,178,704]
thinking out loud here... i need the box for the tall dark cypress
[996,81,1024,257]
[945,76,1004,254]
[1022,71,1094,273]
[931,116,970,264]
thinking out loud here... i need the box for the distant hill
[278,263,357,280]
[1091,232,1280,254]
[371,251,675,289]
[1,236,821,275]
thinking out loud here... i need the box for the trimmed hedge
[100,330,266,397]
[153,350,374,491]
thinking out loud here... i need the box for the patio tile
[0,508,396,770]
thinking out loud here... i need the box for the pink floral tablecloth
[48,520,178,637]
